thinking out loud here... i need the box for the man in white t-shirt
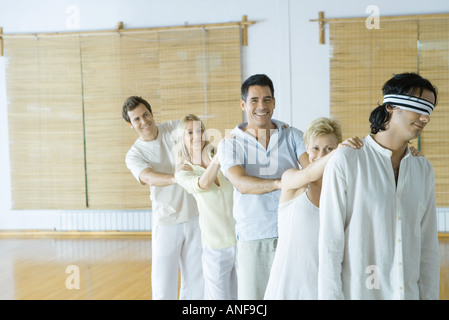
[122,96,204,300]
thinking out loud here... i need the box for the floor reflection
[0,235,152,300]
[0,234,448,300]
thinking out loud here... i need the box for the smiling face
[183,120,205,164]
[127,103,158,141]
[388,89,435,141]
[241,85,276,131]
[307,133,339,163]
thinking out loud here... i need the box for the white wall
[0,0,448,230]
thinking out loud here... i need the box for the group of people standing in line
[122,72,440,300]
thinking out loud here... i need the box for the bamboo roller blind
[4,26,242,210]
[418,18,449,207]
[6,36,86,209]
[329,14,449,206]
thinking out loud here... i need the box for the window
[329,14,449,206]
[4,25,242,210]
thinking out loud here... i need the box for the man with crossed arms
[218,74,309,300]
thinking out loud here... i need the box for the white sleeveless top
[264,186,320,300]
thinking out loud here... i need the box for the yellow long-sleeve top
[175,162,236,250]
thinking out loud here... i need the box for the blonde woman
[175,114,237,300]
[264,117,363,300]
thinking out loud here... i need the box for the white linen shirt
[217,119,306,242]
[126,120,199,226]
[318,134,440,300]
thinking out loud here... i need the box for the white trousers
[236,237,277,300]
[202,243,237,300]
[151,215,204,300]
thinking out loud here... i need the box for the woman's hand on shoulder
[409,145,423,157]
[338,136,363,149]
[181,164,193,171]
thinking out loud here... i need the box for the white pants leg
[202,243,237,300]
[151,215,204,300]
[236,237,277,300]
[179,215,204,300]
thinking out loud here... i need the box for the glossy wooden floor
[0,232,448,300]
[0,232,152,300]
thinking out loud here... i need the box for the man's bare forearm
[234,175,281,194]
[139,168,176,187]
[226,165,281,194]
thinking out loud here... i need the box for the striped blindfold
[382,94,435,116]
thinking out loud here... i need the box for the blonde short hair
[303,117,343,148]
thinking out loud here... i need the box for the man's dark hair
[122,96,153,123]
[241,74,275,102]
[369,72,437,134]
